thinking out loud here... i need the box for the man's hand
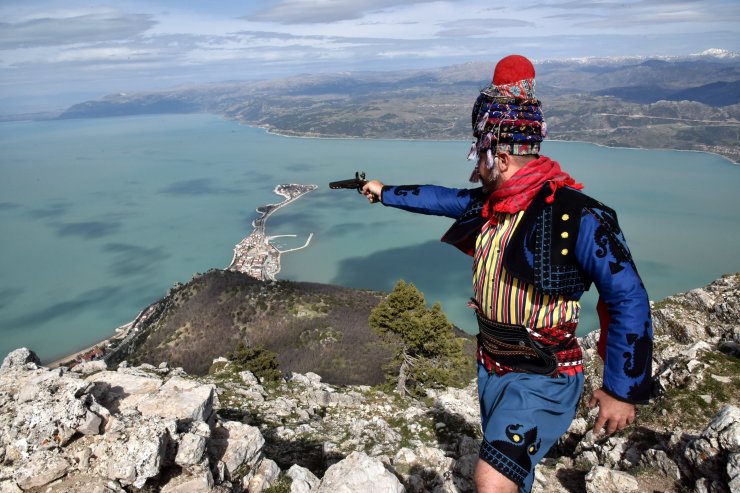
[361,180,384,204]
[588,388,635,435]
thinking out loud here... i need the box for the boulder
[727,453,740,493]
[71,360,108,375]
[584,466,639,493]
[685,405,740,479]
[91,414,174,489]
[245,458,280,492]
[640,449,681,481]
[25,472,125,493]
[0,364,96,449]
[239,370,261,387]
[86,371,163,413]
[12,451,69,490]
[314,451,404,493]
[176,433,207,466]
[0,480,22,493]
[1,349,40,370]
[136,376,215,422]
[286,464,320,493]
[207,421,265,481]
[161,464,214,493]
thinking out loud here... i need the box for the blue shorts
[477,364,584,492]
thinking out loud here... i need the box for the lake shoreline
[234,117,740,166]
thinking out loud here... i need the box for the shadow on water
[102,243,170,277]
[323,220,388,237]
[0,287,24,311]
[6,286,122,329]
[331,239,471,300]
[159,178,242,196]
[55,221,122,239]
[27,201,72,219]
[0,202,21,211]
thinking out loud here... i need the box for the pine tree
[369,280,470,397]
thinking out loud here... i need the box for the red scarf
[482,156,583,220]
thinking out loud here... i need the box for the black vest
[441,184,618,296]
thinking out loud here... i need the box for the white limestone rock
[91,414,174,489]
[314,451,403,493]
[1,348,40,370]
[305,389,362,407]
[12,450,70,490]
[289,372,315,386]
[286,464,319,493]
[245,458,280,493]
[584,466,639,493]
[77,409,103,436]
[0,480,22,493]
[685,405,740,479]
[86,371,163,413]
[567,417,589,436]
[161,464,214,493]
[431,382,479,431]
[71,360,108,375]
[25,472,125,493]
[176,433,207,466]
[136,376,215,422]
[206,421,265,481]
[686,341,713,359]
[640,449,681,481]
[0,364,96,449]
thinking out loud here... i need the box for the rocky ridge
[1,273,738,493]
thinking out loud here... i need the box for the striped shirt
[473,211,580,329]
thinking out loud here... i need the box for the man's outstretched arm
[362,180,477,219]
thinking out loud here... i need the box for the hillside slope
[117,269,475,386]
[124,269,392,384]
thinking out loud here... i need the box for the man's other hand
[588,388,635,435]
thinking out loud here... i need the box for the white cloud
[247,0,450,24]
[53,46,159,63]
[0,0,737,113]
[0,12,156,49]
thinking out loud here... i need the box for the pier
[228,183,317,280]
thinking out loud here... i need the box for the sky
[0,0,738,113]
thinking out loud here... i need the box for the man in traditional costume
[361,55,653,493]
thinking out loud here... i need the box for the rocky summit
[0,274,738,493]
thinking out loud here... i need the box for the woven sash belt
[476,313,566,376]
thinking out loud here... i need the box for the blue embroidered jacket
[380,183,653,404]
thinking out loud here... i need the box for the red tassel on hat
[493,55,536,85]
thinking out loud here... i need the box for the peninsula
[228,183,318,280]
[49,183,317,369]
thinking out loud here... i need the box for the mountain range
[52,51,740,163]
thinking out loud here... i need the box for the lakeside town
[52,183,318,369]
[228,183,318,280]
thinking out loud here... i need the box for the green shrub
[227,340,282,382]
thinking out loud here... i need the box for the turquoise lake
[1,114,738,362]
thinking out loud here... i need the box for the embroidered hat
[468,55,546,170]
